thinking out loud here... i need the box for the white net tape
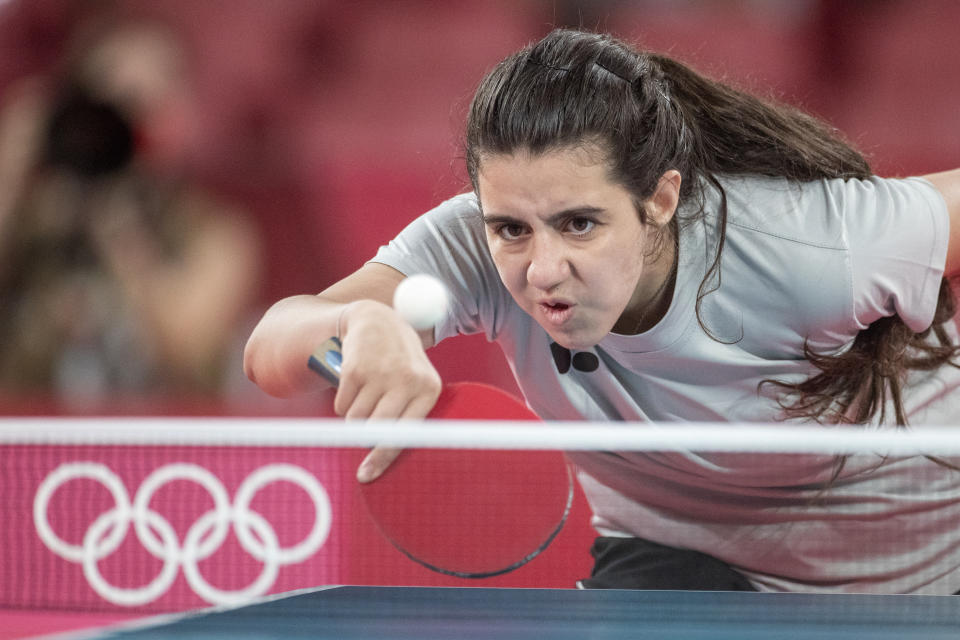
[3,417,960,454]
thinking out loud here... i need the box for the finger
[357,446,404,483]
[353,390,415,482]
[355,388,438,483]
[332,375,359,417]
[341,385,382,420]
[399,392,439,420]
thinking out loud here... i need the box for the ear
[645,170,681,227]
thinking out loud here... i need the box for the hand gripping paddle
[309,337,574,578]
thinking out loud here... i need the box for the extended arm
[243,262,441,418]
[923,168,960,277]
[244,262,444,482]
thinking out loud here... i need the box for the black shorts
[579,537,757,591]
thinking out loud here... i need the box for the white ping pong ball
[393,274,450,330]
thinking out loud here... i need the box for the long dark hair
[465,28,959,426]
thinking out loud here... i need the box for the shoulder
[690,176,854,349]
[709,175,841,249]
[422,192,481,225]
[378,192,484,259]
[699,173,948,337]
[699,174,944,254]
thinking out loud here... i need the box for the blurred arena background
[1,0,958,417]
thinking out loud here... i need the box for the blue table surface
[84,586,960,640]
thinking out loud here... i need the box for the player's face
[478,146,673,350]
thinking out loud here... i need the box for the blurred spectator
[0,17,262,408]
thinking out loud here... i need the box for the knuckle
[407,371,442,402]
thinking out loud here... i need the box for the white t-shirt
[371,174,960,593]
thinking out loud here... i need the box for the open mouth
[538,301,574,325]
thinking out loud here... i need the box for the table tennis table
[67,585,960,639]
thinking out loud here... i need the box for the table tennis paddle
[309,337,574,578]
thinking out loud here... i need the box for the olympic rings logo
[34,462,332,607]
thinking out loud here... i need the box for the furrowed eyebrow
[482,206,605,226]
[482,214,523,226]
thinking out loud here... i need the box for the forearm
[244,262,438,405]
[243,294,348,398]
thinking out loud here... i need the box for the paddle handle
[308,337,343,387]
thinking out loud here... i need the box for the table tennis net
[3,417,960,613]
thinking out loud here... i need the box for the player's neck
[614,241,678,335]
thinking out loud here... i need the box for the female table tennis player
[245,29,960,594]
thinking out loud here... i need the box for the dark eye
[567,218,595,236]
[498,223,527,240]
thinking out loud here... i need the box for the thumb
[357,446,404,483]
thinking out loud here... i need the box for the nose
[526,234,570,291]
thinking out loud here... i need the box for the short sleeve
[368,193,509,343]
[841,177,949,332]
